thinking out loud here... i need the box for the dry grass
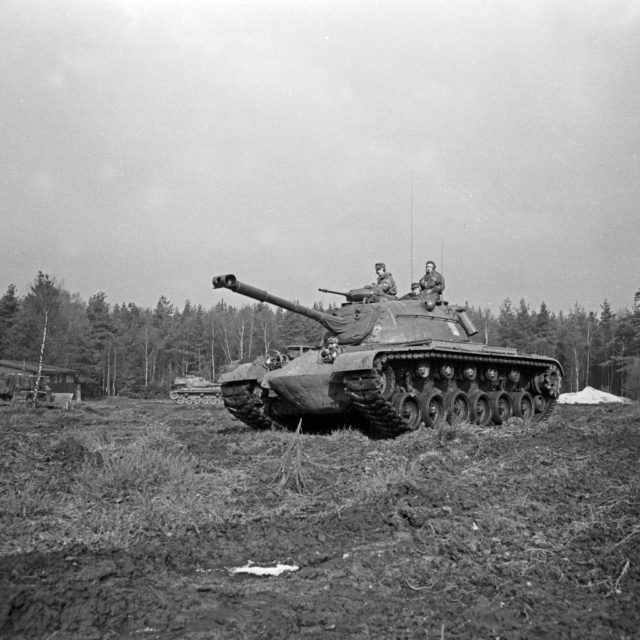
[0,411,237,552]
[1,400,639,571]
[0,403,453,552]
[273,419,307,493]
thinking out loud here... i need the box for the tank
[169,375,224,407]
[0,372,54,406]
[212,273,563,438]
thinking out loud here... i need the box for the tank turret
[212,272,563,439]
[214,273,382,344]
[212,273,477,346]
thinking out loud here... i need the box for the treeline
[1,272,640,399]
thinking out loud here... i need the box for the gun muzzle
[212,274,239,290]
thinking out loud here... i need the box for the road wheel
[169,391,179,402]
[176,396,185,405]
[193,395,202,405]
[374,364,396,399]
[420,391,445,428]
[532,394,548,414]
[489,391,512,425]
[511,392,534,420]
[533,365,562,398]
[391,392,422,430]
[445,390,470,424]
[469,391,492,426]
[185,396,195,405]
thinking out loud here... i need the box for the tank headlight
[320,339,340,363]
[320,349,334,363]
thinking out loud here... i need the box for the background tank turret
[212,273,563,438]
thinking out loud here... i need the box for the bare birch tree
[29,272,61,404]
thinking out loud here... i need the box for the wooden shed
[0,360,82,401]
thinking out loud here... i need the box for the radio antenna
[440,238,444,274]
[410,173,414,282]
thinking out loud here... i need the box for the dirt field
[0,399,638,639]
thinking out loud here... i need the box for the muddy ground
[0,400,638,639]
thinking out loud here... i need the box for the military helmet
[411,282,420,289]
[425,260,436,269]
[375,262,386,270]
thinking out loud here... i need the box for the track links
[536,397,557,423]
[344,373,409,439]
[221,382,274,431]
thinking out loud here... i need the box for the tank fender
[329,351,380,373]
[259,350,380,390]
[219,362,258,383]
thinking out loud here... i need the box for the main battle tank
[212,274,563,438]
[169,375,223,406]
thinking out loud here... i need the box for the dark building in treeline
[0,360,81,401]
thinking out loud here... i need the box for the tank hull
[220,343,562,437]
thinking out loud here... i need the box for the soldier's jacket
[374,272,397,297]
[419,270,445,294]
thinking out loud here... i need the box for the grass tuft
[435,419,477,444]
[274,420,308,493]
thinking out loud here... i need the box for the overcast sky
[2,0,639,316]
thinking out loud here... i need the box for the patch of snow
[558,386,633,405]
[228,562,299,576]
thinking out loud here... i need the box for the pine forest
[1,272,640,400]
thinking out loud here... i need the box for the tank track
[343,372,409,438]
[169,392,223,406]
[220,382,274,431]
[536,396,557,423]
[344,351,558,438]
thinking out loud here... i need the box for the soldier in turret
[372,262,397,300]
[419,260,445,303]
[400,282,422,300]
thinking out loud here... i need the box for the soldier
[372,262,397,299]
[419,260,445,302]
[400,282,422,300]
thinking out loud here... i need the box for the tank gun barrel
[318,288,348,297]
[213,274,347,332]
[319,286,375,303]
